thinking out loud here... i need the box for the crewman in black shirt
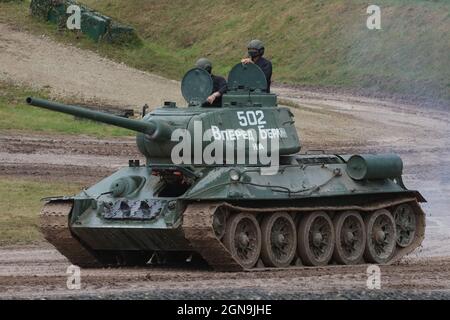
[241,39,272,93]
[195,58,227,107]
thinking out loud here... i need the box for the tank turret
[27,64,301,163]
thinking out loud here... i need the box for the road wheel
[297,211,335,266]
[260,212,297,268]
[224,213,261,269]
[364,209,397,264]
[333,211,366,265]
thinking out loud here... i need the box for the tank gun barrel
[26,97,157,135]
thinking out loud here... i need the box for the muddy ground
[0,23,450,299]
[1,246,450,299]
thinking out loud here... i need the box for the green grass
[0,178,83,245]
[0,81,133,137]
[0,0,449,103]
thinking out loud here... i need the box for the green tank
[26,63,426,270]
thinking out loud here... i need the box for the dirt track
[1,23,450,299]
[0,24,184,108]
[1,245,450,299]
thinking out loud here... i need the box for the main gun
[26,97,172,140]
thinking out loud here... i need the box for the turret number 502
[236,110,266,126]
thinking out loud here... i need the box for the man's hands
[241,58,254,64]
[207,91,221,104]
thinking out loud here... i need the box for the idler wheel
[224,213,261,269]
[364,209,397,264]
[260,212,297,268]
[297,211,335,266]
[394,204,416,248]
[333,211,366,265]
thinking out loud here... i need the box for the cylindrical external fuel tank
[346,154,403,180]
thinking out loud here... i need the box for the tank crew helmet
[247,39,265,58]
[195,57,213,74]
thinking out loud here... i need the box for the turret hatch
[181,68,213,107]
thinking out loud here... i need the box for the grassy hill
[82,0,450,105]
[1,0,449,104]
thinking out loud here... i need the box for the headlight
[229,169,241,182]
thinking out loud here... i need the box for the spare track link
[182,198,425,271]
[40,200,101,267]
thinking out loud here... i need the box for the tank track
[39,200,102,267]
[182,197,426,271]
[183,203,242,271]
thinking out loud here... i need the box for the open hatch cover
[181,68,213,106]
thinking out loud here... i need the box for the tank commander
[195,58,227,107]
[241,39,272,93]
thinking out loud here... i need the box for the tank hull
[40,154,426,270]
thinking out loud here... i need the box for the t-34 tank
[26,63,426,270]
